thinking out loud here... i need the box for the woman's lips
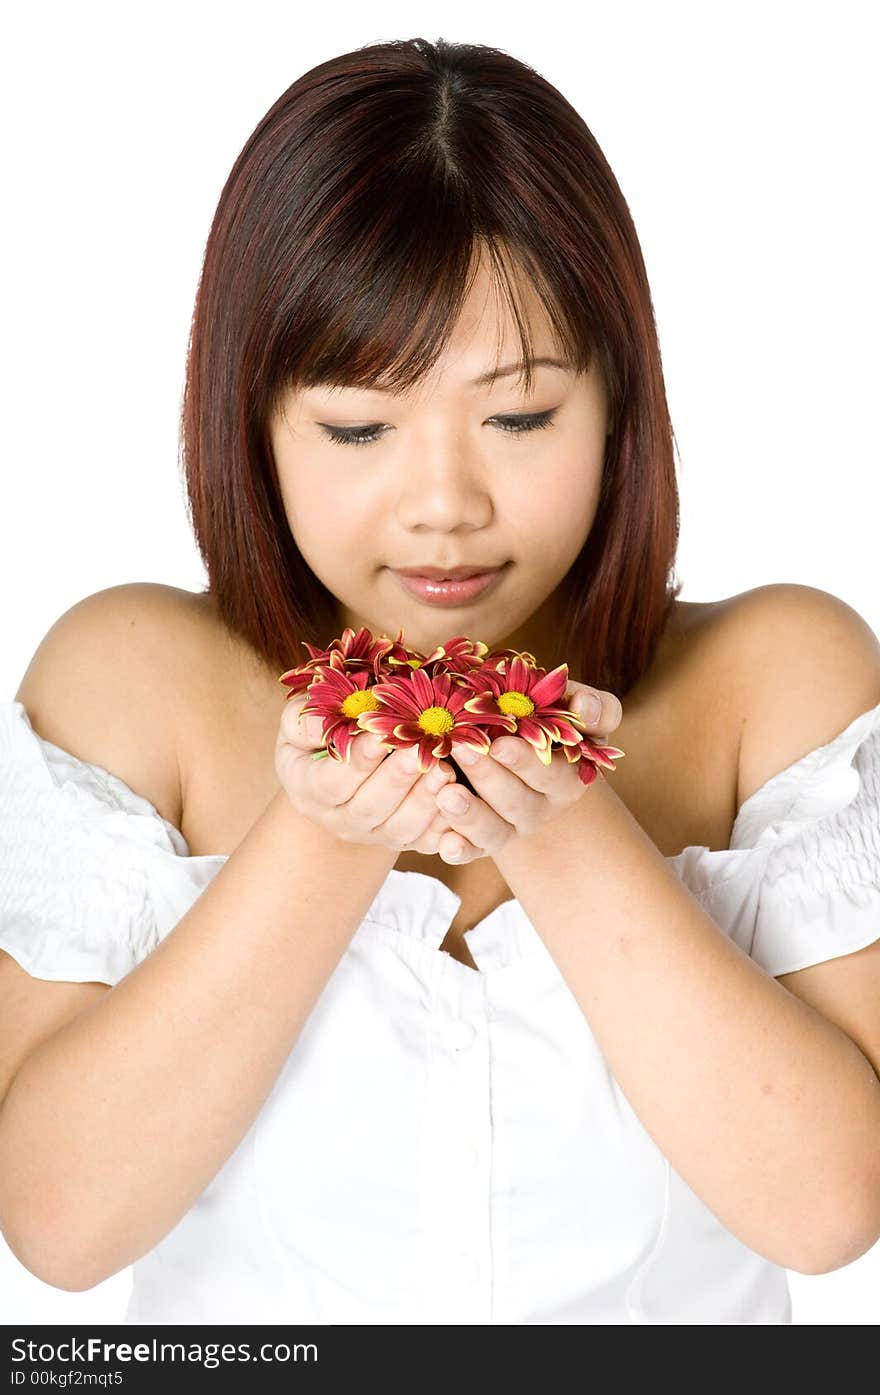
[389,564,509,606]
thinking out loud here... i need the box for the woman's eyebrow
[467,356,574,388]
[318,356,574,394]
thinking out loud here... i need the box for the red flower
[382,630,489,680]
[479,646,539,672]
[465,653,587,761]
[278,625,393,697]
[466,651,625,785]
[278,625,626,787]
[354,666,516,775]
[298,651,388,762]
[560,732,627,786]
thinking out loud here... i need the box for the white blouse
[1,696,879,1326]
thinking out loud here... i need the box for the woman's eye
[319,409,558,449]
[491,409,557,438]
[321,423,388,447]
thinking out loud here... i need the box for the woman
[1,36,879,1325]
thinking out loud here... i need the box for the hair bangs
[270,230,590,412]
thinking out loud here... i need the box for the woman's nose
[394,445,494,531]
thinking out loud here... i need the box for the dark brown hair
[182,36,683,699]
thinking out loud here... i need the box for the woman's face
[268,258,611,673]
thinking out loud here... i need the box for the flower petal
[528,663,569,707]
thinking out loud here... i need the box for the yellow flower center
[418,706,455,735]
[340,689,382,718]
[407,658,423,668]
[497,690,534,718]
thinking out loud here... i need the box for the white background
[2,0,878,1325]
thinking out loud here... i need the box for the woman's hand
[432,682,623,864]
[275,693,458,853]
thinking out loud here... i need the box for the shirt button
[437,1019,476,1052]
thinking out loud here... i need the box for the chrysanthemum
[278,625,393,697]
[560,731,627,786]
[298,652,389,762]
[479,646,539,672]
[280,625,625,786]
[463,653,588,765]
[382,631,489,680]
[354,666,517,775]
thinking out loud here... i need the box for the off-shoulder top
[1,697,878,1325]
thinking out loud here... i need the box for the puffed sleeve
[670,701,880,978]
[0,700,227,987]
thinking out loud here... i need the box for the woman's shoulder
[12,582,201,834]
[661,583,880,820]
[687,583,880,812]
[612,584,879,856]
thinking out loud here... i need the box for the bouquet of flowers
[277,627,625,789]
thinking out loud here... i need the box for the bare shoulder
[610,587,880,855]
[690,583,880,810]
[13,582,206,832]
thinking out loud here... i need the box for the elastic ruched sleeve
[0,700,227,987]
[670,701,880,978]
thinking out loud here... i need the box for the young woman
[1,37,879,1326]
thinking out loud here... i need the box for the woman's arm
[0,787,397,1292]
[493,748,880,1277]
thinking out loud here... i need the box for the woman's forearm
[0,787,397,1291]
[493,777,880,1274]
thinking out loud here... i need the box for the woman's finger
[279,695,323,752]
[418,809,485,862]
[480,736,574,800]
[438,825,485,863]
[369,763,456,848]
[435,774,521,857]
[301,731,381,807]
[568,683,623,742]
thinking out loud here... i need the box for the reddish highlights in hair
[182,36,683,698]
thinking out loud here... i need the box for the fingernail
[580,693,602,723]
[456,746,479,766]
